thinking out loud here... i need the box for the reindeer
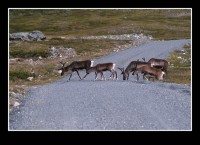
[82,63,117,80]
[58,60,94,81]
[118,60,151,81]
[143,57,169,73]
[134,65,165,81]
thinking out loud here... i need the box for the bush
[10,71,31,81]
[10,49,50,58]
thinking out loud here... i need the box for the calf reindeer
[134,65,165,81]
[82,63,117,80]
[58,60,94,81]
[118,60,151,80]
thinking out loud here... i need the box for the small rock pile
[48,46,77,59]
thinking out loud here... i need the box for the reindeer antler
[118,67,124,73]
[59,61,66,67]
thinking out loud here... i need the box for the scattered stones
[48,46,77,59]
[79,33,152,53]
[80,33,152,41]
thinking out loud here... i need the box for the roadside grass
[9,39,132,86]
[10,41,51,58]
[10,71,31,81]
[10,39,132,58]
[165,44,191,84]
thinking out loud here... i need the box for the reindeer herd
[58,58,170,81]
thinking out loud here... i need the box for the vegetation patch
[165,44,191,84]
[10,71,31,81]
[10,9,191,40]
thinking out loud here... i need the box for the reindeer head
[118,67,127,80]
[58,61,66,76]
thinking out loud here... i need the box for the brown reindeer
[82,63,117,80]
[134,65,165,81]
[143,58,169,73]
[58,60,94,81]
[118,60,151,81]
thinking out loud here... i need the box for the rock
[10,91,16,96]
[27,77,34,81]
[9,31,46,41]
[14,102,20,107]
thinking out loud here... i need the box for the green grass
[10,48,50,58]
[10,71,31,81]
[10,39,132,58]
[9,9,191,40]
[9,41,51,58]
[165,44,191,84]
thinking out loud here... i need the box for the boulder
[27,77,34,81]
[9,31,46,41]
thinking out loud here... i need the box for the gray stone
[9,31,46,41]
[14,102,20,107]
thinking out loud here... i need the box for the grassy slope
[10,9,191,39]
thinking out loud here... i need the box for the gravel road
[9,39,191,130]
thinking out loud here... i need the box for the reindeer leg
[68,73,73,81]
[127,73,129,80]
[100,72,103,80]
[108,72,113,80]
[136,74,139,81]
[103,72,106,80]
[111,70,116,80]
[107,70,113,80]
[149,75,155,81]
[82,73,89,80]
[112,71,115,80]
[133,70,139,81]
[75,70,81,80]
[100,72,105,80]
[115,71,118,80]
[95,72,99,80]
[143,73,146,80]
[143,73,149,81]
